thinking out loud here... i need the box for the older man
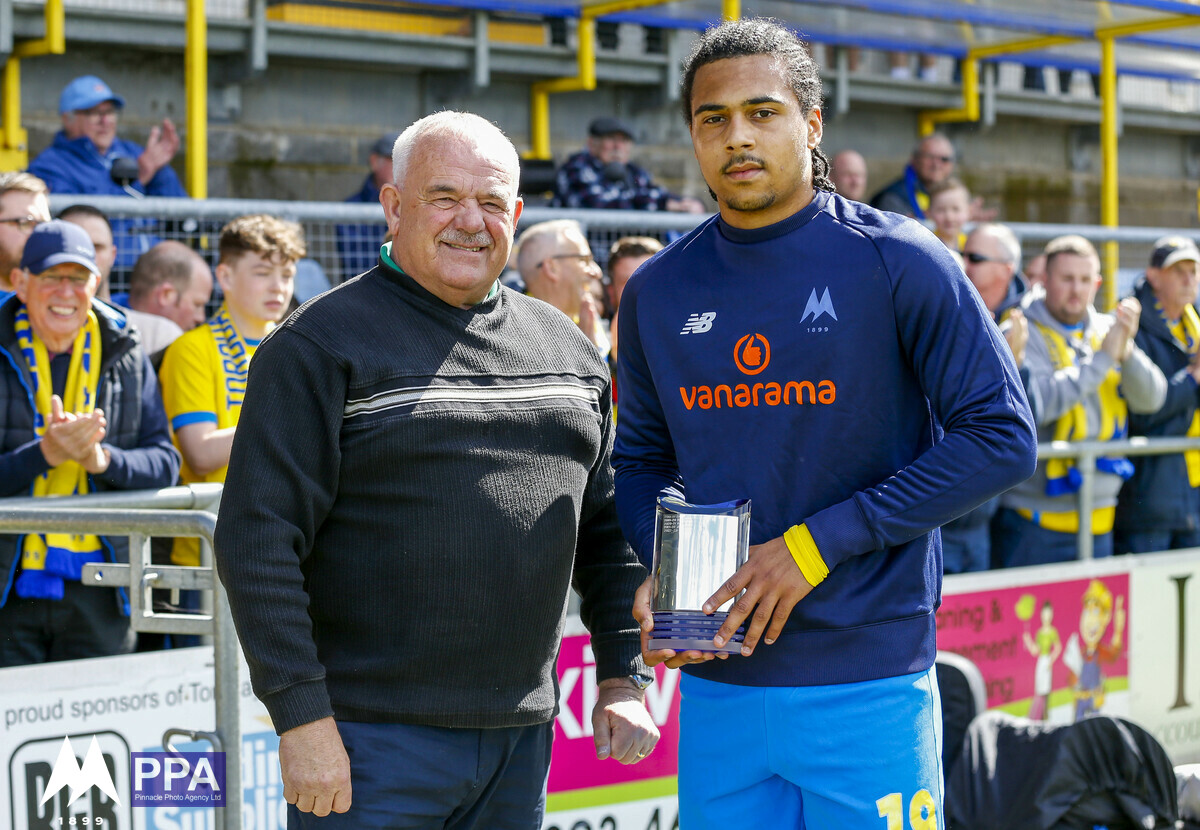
[29,75,185,198]
[214,111,656,828]
[0,220,179,665]
[1116,237,1200,553]
[553,117,705,212]
[870,133,956,219]
[830,148,868,202]
[963,222,1030,318]
[995,235,1166,567]
[127,241,213,336]
[0,172,51,294]
[516,219,608,354]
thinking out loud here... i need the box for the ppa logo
[131,752,225,806]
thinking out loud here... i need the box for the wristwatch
[628,674,653,691]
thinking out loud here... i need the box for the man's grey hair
[515,219,582,281]
[973,222,1022,272]
[391,111,520,196]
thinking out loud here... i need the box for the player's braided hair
[680,17,834,194]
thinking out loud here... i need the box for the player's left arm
[707,230,1038,654]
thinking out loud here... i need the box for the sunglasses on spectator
[918,153,955,164]
[0,216,40,233]
[963,251,1006,265]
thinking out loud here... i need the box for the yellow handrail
[1099,35,1118,310]
[528,0,686,160]
[185,0,208,197]
[1,0,66,170]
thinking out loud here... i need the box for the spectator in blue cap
[28,75,187,198]
[553,116,706,213]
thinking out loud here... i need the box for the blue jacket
[1115,277,1200,533]
[28,131,187,197]
[0,296,180,609]
[612,190,1036,688]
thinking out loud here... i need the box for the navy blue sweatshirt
[612,190,1037,687]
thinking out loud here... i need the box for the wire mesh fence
[48,194,1198,300]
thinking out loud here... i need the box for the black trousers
[0,579,134,667]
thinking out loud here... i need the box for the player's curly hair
[219,214,307,265]
[679,17,834,194]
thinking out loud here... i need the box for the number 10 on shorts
[876,789,938,830]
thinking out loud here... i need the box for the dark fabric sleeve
[214,328,346,734]
[573,376,651,684]
[804,232,1038,569]
[97,355,180,490]
[0,440,51,497]
[1127,334,1197,433]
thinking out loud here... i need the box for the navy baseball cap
[1150,236,1200,270]
[371,132,401,157]
[59,76,125,115]
[21,220,101,277]
[588,117,635,139]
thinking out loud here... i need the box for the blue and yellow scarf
[14,305,104,600]
[1037,320,1133,497]
[1160,299,1200,486]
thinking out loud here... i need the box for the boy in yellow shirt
[159,214,305,567]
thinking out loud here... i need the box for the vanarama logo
[680,333,836,410]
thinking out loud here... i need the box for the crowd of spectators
[4,70,1200,667]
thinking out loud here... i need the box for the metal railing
[43,194,1200,303]
[0,484,240,830]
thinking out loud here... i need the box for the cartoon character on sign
[1018,596,1061,721]
[1063,580,1125,722]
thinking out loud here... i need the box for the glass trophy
[649,496,751,654]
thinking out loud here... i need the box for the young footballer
[613,19,1037,829]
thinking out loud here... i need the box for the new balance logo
[800,288,837,324]
[680,312,716,335]
[41,736,121,806]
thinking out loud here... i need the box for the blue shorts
[678,668,944,830]
[287,720,552,830]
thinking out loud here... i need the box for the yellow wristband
[783,523,830,587]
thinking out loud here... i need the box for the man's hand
[578,292,603,348]
[592,677,659,764]
[704,536,814,657]
[632,575,718,669]
[1101,298,1141,363]
[1000,309,1028,367]
[40,396,107,468]
[280,717,352,817]
[138,118,181,186]
[1188,351,1200,384]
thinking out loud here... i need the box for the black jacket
[0,295,180,608]
[1115,277,1200,533]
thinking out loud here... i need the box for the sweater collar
[376,242,501,311]
[716,189,827,244]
